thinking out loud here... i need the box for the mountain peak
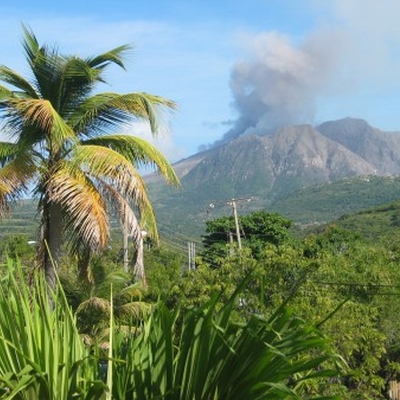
[317,117,375,136]
[316,117,400,174]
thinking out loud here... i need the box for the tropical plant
[143,245,186,304]
[59,256,149,343]
[0,258,348,399]
[173,221,400,398]
[0,259,106,399]
[109,282,345,400]
[0,25,179,289]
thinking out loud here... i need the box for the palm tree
[60,259,149,344]
[0,26,179,290]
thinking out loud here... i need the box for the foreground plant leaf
[110,283,345,399]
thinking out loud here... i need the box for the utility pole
[209,197,252,251]
[188,242,196,270]
[230,199,242,250]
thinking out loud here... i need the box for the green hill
[331,200,400,242]
[269,175,400,224]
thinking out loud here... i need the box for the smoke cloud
[213,29,348,146]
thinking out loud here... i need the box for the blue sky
[1,1,400,162]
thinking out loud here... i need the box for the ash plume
[212,30,347,147]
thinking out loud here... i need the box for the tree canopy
[201,210,293,261]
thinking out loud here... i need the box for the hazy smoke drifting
[213,30,347,146]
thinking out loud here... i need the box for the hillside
[0,200,39,241]
[269,175,400,224]
[147,174,400,238]
[303,199,400,243]
[3,175,400,243]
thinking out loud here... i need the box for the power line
[157,222,203,246]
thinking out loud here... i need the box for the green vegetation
[201,211,293,261]
[110,290,342,400]
[0,234,36,262]
[2,197,400,398]
[296,198,400,245]
[0,200,38,241]
[335,200,400,241]
[143,213,400,399]
[0,261,104,399]
[59,258,149,344]
[271,175,400,224]
[0,260,342,399]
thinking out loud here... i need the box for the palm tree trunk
[40,201,63,292]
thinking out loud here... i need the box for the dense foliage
[271,175,400,224]
[143,212,400,399]
[201,211,293,261]
[4,201,400,398]
[0,260,342,399]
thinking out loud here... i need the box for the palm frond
[0,152,36,189]
[71,144,148,200]
[87,44,133,71]
[76,296,112,317]
[97,173,158,241]
[21,25,63,99]
[84,134,180,186]
[57,57,101,115]
[0,84,14,102]
[21,26,88,112]
[21,24,41,69]
[0,142,20,166]
[46,162,109,251]
[0,151,36,214]
[98,183,148,245]
[115,283,146,301]
[95,269,133,296]
[115,301,150,321]
[0,66,38,98]
[7,98,77,148]
[71,92,176,136]
[139,204,158,241]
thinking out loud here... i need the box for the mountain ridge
[146,117,400,235]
